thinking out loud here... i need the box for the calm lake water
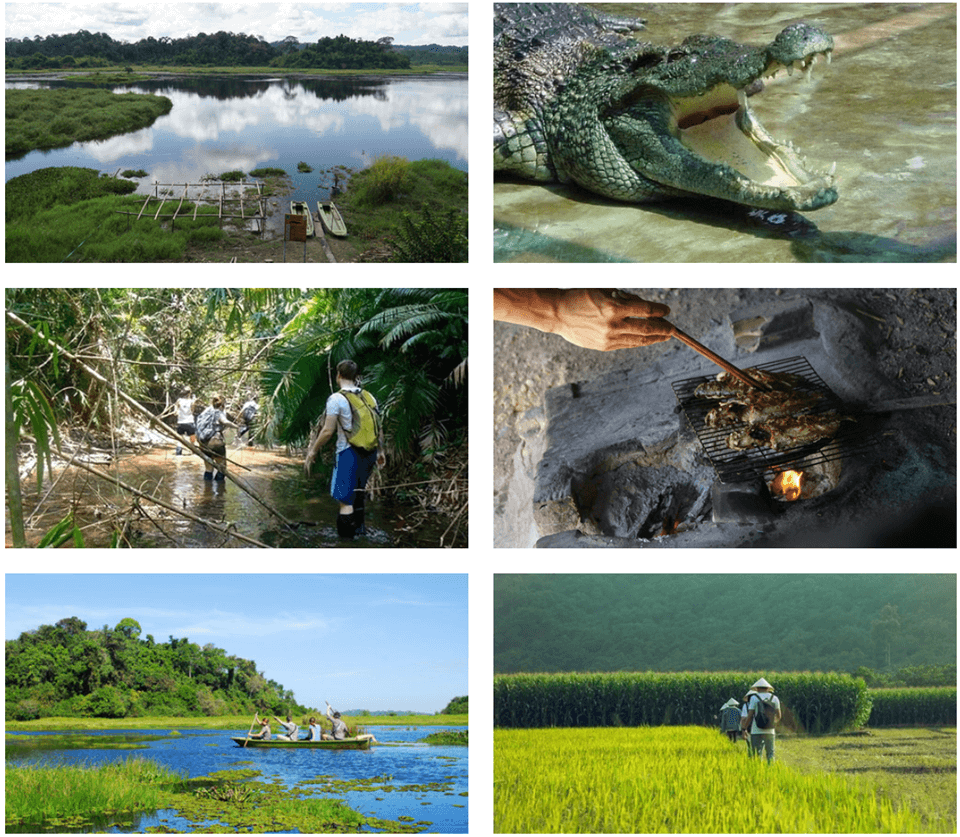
[6,725,468,833]
[5,73,467,219]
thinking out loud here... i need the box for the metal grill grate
[671,356,881,484]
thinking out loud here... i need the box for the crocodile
[494,3,838,211]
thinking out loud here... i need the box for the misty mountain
[494,575,956,675]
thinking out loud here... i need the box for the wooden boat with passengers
[231,735,372,749]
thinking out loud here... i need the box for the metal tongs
[666,322,773,392]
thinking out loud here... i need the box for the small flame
[772,469,804,501]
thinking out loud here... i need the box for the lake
[6,725,468,833]
[5,73,467,230]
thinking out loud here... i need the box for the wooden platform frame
[117,181,269,235]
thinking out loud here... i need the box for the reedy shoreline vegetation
[494,726,956,833]
[5,756,409,832]
[6,713,468,731]
[6,88,172,156]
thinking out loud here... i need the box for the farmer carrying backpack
[753,694,781,730]
[340,389,380,452]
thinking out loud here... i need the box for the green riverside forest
[5,30,466,71]
[494,574,956,676]
[6,616,303,720]
[6,614,469,722]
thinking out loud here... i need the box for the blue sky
[5,574,467,713]
[5,3,468,47]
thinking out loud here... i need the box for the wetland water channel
[12,442,432,548]
[5,73,467,236]
[6,725,468,833]
[494,3,956,262]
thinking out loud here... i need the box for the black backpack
[754,695,780,730]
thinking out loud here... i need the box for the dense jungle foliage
[6,616,308,720]
[494,575,956,676]
[4,30,428,70]
[5,288,468,547]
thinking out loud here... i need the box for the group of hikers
[249,702,376,743]
[161,359,384,540]
[162,387,258,481]
[718,677,783,762]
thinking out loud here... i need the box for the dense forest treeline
[5,30,466,70]
[495,575,956,677]
[6,616,308,721]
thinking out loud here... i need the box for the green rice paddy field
[494,726,956,833]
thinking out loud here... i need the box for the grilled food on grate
[695,367,853,451]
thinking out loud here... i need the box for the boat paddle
[242,713,258,748]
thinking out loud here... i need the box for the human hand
[377,451,386,468]
[549,289,672,351]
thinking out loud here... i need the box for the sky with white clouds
[6,574,468,713]
[5,3,468,46]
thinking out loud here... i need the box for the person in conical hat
[741,677,781,763]
[718,697,743,743]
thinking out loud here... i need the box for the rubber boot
[353,507,367,537]
[336,512,356,540]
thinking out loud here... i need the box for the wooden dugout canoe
[317,200,347,237]
[231,736,371,749]
[289,200,315,237]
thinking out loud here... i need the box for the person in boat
[323,701,349,740]
[494,288,673,352]
[274,714,299,741]
[249,714,272,740]
[195,395,239,482]
[305,717,322,741]
[237,395,258,447]
[303,360,386,540]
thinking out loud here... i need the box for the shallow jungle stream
[10,441,444,548]
[6,725,468,833]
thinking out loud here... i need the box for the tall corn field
[493,671,871,733]
[494,726,953,833]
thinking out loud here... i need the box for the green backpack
[341,389,380,452]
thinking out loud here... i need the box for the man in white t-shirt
[303,360,385,539]
[741,677,781,762]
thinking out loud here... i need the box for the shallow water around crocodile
[494,3,956,262]
[10,441,440,548]
[6,725,468,833]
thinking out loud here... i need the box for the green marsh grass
[6,712,467,731]
[494,726,954,833]
[6,88,172,156]
[5,755,185,827]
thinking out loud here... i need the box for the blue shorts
[331,446,378,504]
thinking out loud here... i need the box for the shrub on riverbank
[336,157,467,262]
[6,88,172,156]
